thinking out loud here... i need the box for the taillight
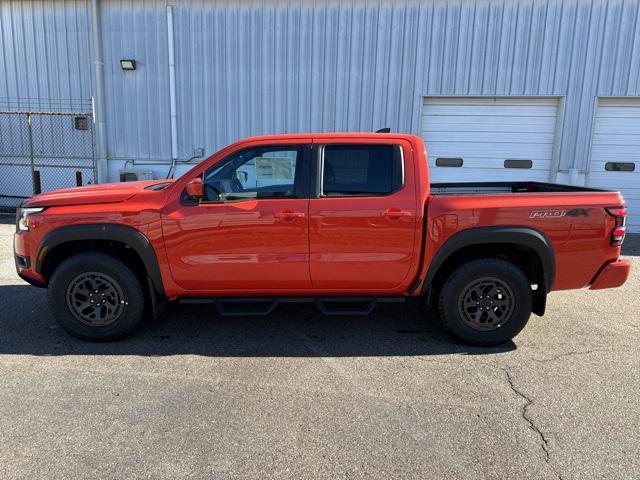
[606,207,627,217]
[605,206,627,246]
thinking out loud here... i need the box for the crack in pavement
[504,369,551,464]
[532,349,598,363]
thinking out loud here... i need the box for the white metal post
[167,5,178,177]
[91,0,108,183]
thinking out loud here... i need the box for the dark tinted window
[605,162,635,172]
[435,157,463,167]
[504,159,532,169]
[322,145,403,196]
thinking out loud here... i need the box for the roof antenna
[375,127,391,133]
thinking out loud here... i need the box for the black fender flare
[35,224,165,297]
[421,226,555,294]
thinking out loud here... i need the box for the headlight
[17,207,45,231]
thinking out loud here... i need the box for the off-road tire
[48,253,145,341]
[438,257,533,346]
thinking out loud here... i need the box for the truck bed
[430,181,609,196]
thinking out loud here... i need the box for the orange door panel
[309,140,419,291]
[161,141,312,292]
[162,199,311,291]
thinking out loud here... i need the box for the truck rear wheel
[48,253,145,341]
[438,257,532,346]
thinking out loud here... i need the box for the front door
[162,143,312,292]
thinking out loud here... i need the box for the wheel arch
[422,226,555,297]
[35,224,165,297]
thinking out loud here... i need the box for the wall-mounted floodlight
[120,59,136,71]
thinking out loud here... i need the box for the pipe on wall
[90,0,108,183]
[167,5,178,178]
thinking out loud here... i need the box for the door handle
[274,210,306,220]
[383,208,412,219]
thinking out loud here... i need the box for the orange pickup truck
[14,133,630,345]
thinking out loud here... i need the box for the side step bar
[177,296,405,316]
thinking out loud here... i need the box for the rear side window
[322,144,403,196]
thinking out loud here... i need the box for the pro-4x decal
[529,210,566,219]
[529,208,592,219]
[566,208,592,217]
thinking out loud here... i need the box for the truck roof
[237,132,423,143]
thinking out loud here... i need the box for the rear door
[308,138,419,291]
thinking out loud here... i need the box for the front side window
[321,144,403,196]
[203,146,299,201]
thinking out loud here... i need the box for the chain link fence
[0,110,96,209]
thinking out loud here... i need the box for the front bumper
[14,230,46,287]
[17,271,46,287]
[589,260,631,290]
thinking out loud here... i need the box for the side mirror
[186,177,204,199]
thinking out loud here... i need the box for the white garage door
[421,97,559,183]
[587,98,640,233]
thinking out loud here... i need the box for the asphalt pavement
[0,216,638,479]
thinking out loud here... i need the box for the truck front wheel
[48,253,145,341]
[438,257,533,346]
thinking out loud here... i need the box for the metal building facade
[1,0,640,182]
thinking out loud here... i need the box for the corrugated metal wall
[0,0,93,112]
[1,0,640,179]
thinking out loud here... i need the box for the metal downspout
[167,5,178,178]
[91,0,108,183]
